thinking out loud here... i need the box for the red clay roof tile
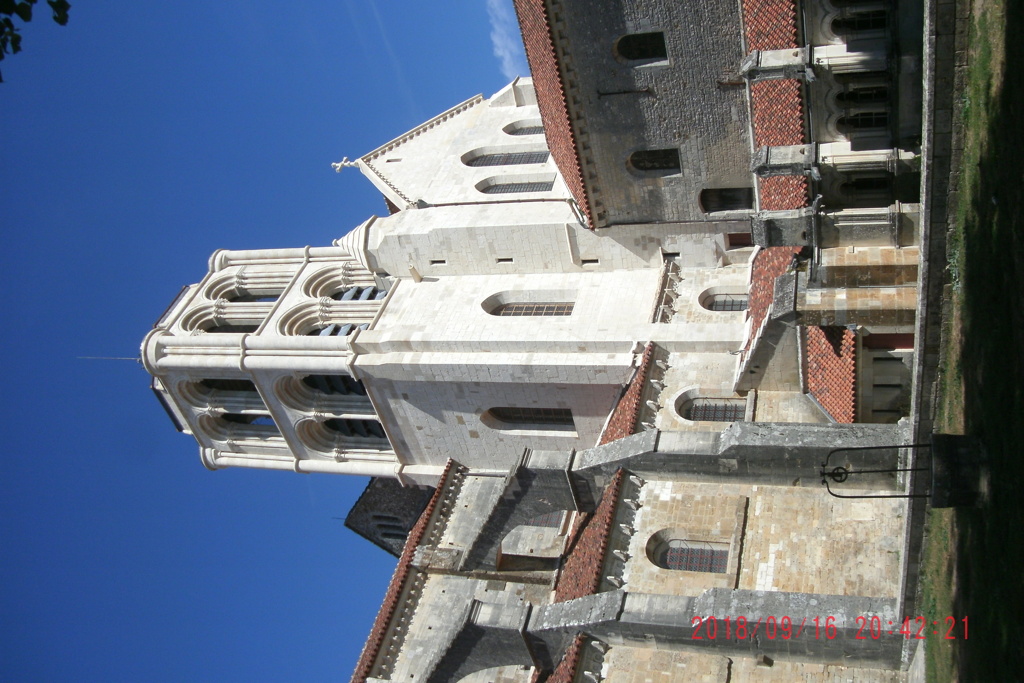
[351,461,457,683]
[513,0,592,226]
[746,246,801,350]
[805,326,857,423]
[598,343,655,445]
[540,633,587,683]
[553,469,625,603]
[742,0,798,51]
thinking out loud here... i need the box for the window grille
[494,302,574,317]
[706,294,748,312]
[616,32,667,62]
[837,111,889,131]
[489,407,574,426]
[466,151,549,167]
[482,180,554,194]
[684,398,746,422]
[660,540,728,573]
[508,125,544,136]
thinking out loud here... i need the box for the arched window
[699,188,754,213]
[492,302,574,316]
[305,323,364,337]
[654,539,729,572]
[701,294,748,312]
[465,151,549,167]
[302,374,367,396]
[837,111,889,133]
[481,180,555,194]
[223,292,279,303]
[835,86,889,106]
[331,286,386,301]
[200,378,258,393]
[831,10,888,35]
[629,148,680,174]
[485,407,574,430]
[504,121,545,136]
[222,413,276,428]
[615,32,667,63]
[324,418,387,439]
[205,323,260,334]
[678,397,746,422]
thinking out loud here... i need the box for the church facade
[142,0,935,679]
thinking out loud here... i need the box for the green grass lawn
[923,0,1024,680]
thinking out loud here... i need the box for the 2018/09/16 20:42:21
[689,616,969,640]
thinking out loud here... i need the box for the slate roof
[598,343,655,445]
[513,0,593,226]
[553,469,625,603]
[805,326,857,422]
[350,460,457,683]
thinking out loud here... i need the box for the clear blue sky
[1,2,527,680]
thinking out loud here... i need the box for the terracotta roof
[746,246,801,350]
[750,80,804,148]
[553,469,625,603]
[598,343,655,445]
[350,460,457,683]
[512,0,593,226]
[534,633,587,683]
[805,326,857,422]
[742,0,808,212]
[758,175,809,211]
[742,0,798,51]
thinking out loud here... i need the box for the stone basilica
[142,0,942,680]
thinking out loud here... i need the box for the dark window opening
[200,378,258,393]
[629,148,680,173]
[832,11,888,35]
[837,111,889,132]
[700,188,755,213]
[222,413,276,427]
[467,151,549,167]
[205,324,260,334]
[331,286,386,302]
[489,407,574,427]
[305,323,369,337]
[224,293,279,303]
[835,86,889,105]
[303,374,367,396]
[727,232,754,248]
[324,418,387,439]
[616,32,668,62]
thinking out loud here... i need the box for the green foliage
[0,0,71,82]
